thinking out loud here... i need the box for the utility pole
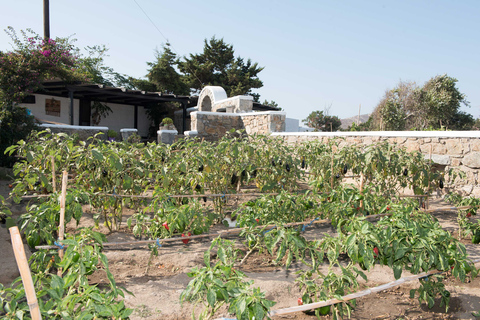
[43,0,50,39]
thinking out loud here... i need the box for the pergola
[37,81,192,133]
[36,81,281,133]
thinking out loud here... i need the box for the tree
[303,110,342,132]
[149,37,263,102]
[416,74,469,129]
[262,99,280,110]
[78,44,132,88]
[371,75,472,130]
[145,43,189,95]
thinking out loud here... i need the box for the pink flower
[41,50,51,57]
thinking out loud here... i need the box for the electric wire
[132,0,204,90]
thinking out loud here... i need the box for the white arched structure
[197,86,228,112]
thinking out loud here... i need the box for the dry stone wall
[40,124,108,141]
[272,131,480,197]
[190,111,286,141]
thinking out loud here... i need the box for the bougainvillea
[0,27,87,107]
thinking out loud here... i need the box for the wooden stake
[359,173,364,209]
[57,171,68,276]
[9,226,42,320]
[427,144,433,210]
[51,156,56,193]
[330,153,334,189]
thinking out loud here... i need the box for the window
[45,98,61,117]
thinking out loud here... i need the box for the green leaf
[204,250,210,266]
[207,289,216,308]
[254,302,265,320]
[393,264,403,280]
[217,247,226,265]
[236,297,247,318]
[91,149,104,162]
[410,289,416,299]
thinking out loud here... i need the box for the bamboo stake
[9,226,42,320]
[57,171,68,276]
[51,156,56,193]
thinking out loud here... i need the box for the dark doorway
[79,99,91,126]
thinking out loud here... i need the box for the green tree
[262,99,280,109]
[145,43,189,95]
[0,107,37,167]
[303,110,342,132]
[416,74,469,129]
[78,44,132,88]
[177,37,264,99]
[371,75,472,131]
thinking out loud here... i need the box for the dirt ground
[1,178,480,320]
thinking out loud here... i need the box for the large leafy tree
[144,43,189,95]
[416,74,470,129]
[144,37,264,100]
[303,110,342,132]
[371,75,472,130]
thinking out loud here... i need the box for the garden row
[0,130,479,319]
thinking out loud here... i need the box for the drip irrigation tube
[214,259,480,320]
[34,202,475,251]
[20,191,430,200]
[34,212,392,250]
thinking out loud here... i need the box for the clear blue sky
[1,0,479,123]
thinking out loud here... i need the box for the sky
[1,0,479,124]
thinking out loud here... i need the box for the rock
[471,187,480,198]
[463,152,480,169]
[445,139,464,155]
[424,154,451,165]
[461,185,473,195]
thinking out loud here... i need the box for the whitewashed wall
[96,103,150,137]
[19,94,151,138]
[23,94,79,125]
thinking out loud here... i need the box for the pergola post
[68,89,74,125]
[134,105,138,129]
[182,101,187,134]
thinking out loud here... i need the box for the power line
[132,0,204,89]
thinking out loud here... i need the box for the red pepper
[255,218,260,223]
[162,222,169,231]
[386,206,390,211]
[182,232,191,244]
[373,247,379,258]
[297,298,303,305]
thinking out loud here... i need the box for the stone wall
[213,96,254,113]
[271,131,480,197]
[40,124,108,140]
[190,111,286,140]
